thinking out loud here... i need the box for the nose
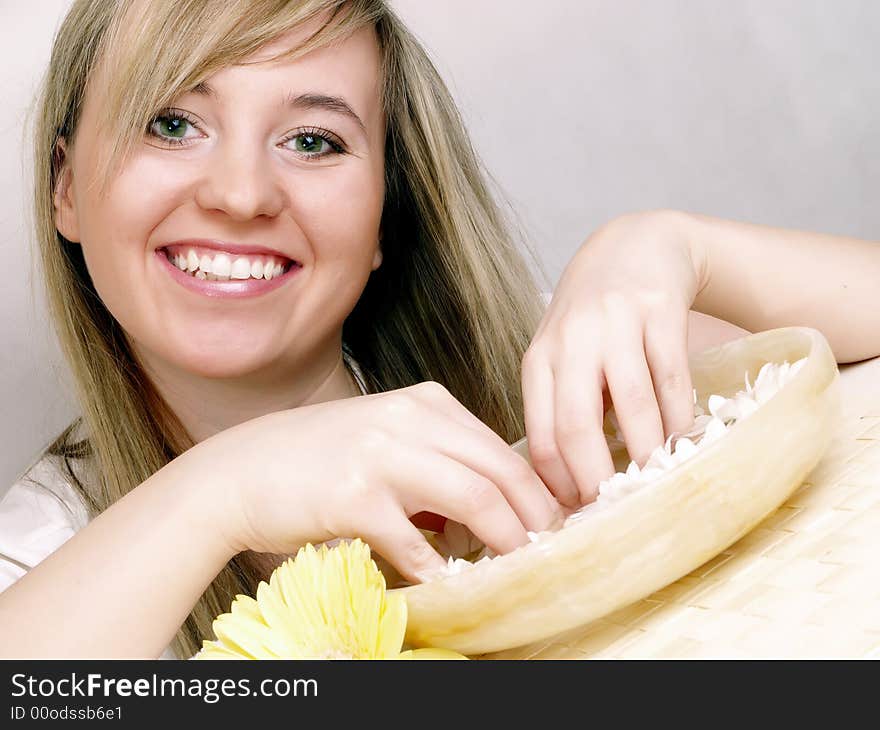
[194,138,285,221]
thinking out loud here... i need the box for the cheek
[288,164,384,265]
[277,165,384,337]
[75,157,187,320]
[78,156,186,267]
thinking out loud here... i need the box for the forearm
[0,460,236,658]
[678,211,880,363]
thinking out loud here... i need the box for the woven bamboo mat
[481,355,880,659]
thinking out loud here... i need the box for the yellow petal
[229,593,263,621]
[212,611,277,659]
[199,538,424,660]
[254,579,307,657]
[193,642,250,660]
[375,592,408,658]
[398,648,469,660]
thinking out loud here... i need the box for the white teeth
[231,257,251,279]
[168,248,291,282]
[212,253,231,279]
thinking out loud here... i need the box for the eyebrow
[191,81,366,134]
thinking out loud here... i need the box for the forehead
[200,22,383,116]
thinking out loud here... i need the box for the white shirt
[0,453,182,659]
[0,455,89,592]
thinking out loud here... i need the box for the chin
[179,350,284,379]
[156,336,283,380]
[176,355,271,380]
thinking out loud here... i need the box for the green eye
[292,134,327,154]
[156,117,189,139]
[285,130,345,160]
[148,110,195,144]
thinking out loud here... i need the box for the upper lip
[160,239,297,261]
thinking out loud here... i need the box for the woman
[0,0,877,659]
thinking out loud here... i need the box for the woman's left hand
[522,210,707,508]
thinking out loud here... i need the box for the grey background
[1,0,877,491]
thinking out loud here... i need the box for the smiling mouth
[159,245,297,281]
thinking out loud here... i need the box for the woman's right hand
[181,381,564,584]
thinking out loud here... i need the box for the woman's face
[54,21,386,380]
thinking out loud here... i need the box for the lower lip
[155,249,301,299]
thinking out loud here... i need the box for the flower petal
[398,648,468,660]
[193,642,250,660]
[375,592,408,658]
[212,611,278,659]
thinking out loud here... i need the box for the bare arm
[0,456,236,658]
[687,310,751,357]
[678,211,880,363]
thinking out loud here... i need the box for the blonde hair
[33,0,549,658]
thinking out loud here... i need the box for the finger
[552,352,615,505]
[521,350,582,508]
[408,383,563,530]
[357,505,449,584]
[644,308,695,439]
[390,447,531,557]
[603,327,666,467]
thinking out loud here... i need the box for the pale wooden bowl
[391,326,841,655]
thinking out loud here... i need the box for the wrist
[158,447,246,560]
[605,208,709,294]
[673,210,712,303]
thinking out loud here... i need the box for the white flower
[702,416,728,445]
[674,437,698,460]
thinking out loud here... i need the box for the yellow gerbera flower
[194,538,465,660]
